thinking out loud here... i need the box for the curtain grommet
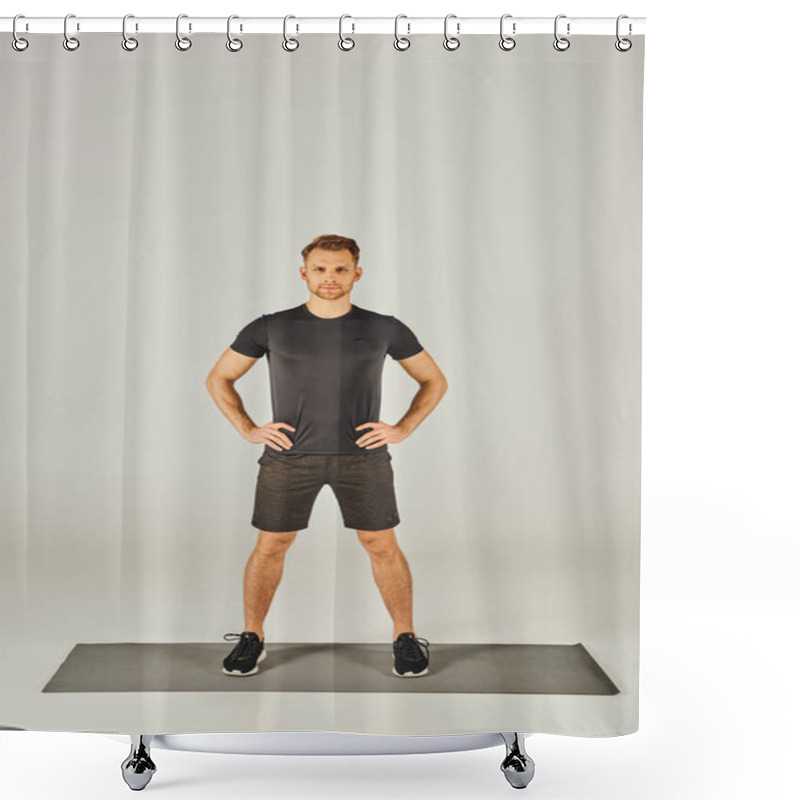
[175,13,192,51]
[226,15,243,52]
[499,14,516,50]
[338,14,355,51]
[443,14,460,51]
[394,15,411,50]
[553,15,570,51]
[121,14,139,51]
[615,15,633,51]
[283,15,299,51]
[63,13,80,51]
[11,14,29,51]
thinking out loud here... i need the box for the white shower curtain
[1,28,644,737]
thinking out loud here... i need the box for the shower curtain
[0,26,644,737]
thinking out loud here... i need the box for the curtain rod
[1,16,646,36]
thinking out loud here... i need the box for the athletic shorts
[252,449,401,532]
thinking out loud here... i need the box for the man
[205,234,448,679]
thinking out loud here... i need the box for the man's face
[301,248,361,300]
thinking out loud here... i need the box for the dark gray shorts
[252,449,401,533]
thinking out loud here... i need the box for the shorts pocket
[258,448,281,465]
[358,450,391,459]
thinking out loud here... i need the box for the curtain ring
[339,14,355,51]
[175,14,192,51]
[553,14,570,51]
[615,14,632,52]
[122,14,139,51]
[499,14,516,50]
[226,15,243,52]
[283,15,299,51]
[443,14,460,51]
[394,14,410,51]
[11,15,29,52]
[63,13,80,51]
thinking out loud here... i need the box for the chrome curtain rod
[1,15,646,36]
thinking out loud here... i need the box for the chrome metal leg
[121,735,157,790]
[499,732,535,789]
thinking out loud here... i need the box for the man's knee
[256,529,298,555]
[357,528,399,557]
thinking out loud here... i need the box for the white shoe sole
[392,665,429,677]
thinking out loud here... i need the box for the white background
[1,1,797,798]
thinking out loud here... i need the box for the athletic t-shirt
[229,303,423,455]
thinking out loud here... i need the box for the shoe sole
[222,648,266,676]
[392,665,429,677]
[223,649,426,677]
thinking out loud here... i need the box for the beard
[317,285,345,296]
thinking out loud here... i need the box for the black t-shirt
[230,303,423,455]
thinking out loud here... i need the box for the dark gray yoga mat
[42,642,619,695]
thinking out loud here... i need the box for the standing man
[206,234,448,679]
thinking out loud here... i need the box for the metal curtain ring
[226,14,243,51]
[283,15,299,51]
[339,14,355,51]
[499,13,516,50]
[175,13,192,51]
[394,14,410,50]
[615,14,632,51]
[63,13,80,51]
[443,14,460,51]
[122,14,139,51]
[553,14,570,51]
[12,14,29,51]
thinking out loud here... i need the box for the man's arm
[207,348,296,450]
[205,348,261,438]
[394,349,448,436]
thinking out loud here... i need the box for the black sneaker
[222,631,266,676]
[392,632,430,677]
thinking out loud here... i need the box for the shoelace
[223,632,261,659]
[396,635,430,662]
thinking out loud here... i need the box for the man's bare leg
[356,528,415,640]
[243,530,298,639]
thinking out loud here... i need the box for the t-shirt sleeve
[230,315,269,359]
[387,316,424,361]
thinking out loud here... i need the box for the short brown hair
[301,234,360,266]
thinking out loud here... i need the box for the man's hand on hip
[355,421,408,449]
[243,422,296,451]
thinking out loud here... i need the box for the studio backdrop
[1,23,644,737]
